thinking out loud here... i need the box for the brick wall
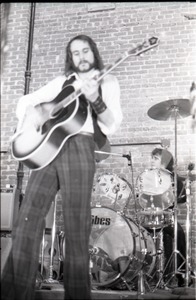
[1,2,196,271]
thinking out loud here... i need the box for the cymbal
[148,99,191,121]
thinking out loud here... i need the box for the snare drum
[90,206,156,288]
[136,168,174,210]
[137,208,174,229]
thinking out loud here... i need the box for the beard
[72,60,95,73]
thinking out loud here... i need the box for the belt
[78,131,94,137]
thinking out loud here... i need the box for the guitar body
[11,96,88,170]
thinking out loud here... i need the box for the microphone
[122,154,130,159]
[122,151,132,166]
[122,151,132,162]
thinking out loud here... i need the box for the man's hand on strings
[81,70,100,103]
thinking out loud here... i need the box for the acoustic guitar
[11,37,159,170]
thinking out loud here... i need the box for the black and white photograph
[1,2,196,300]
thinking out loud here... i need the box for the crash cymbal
[148,99,191,121]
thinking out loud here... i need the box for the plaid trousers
[1,134,95,300]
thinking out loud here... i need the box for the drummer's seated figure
[149,148,186,287]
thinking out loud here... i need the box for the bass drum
[89,206,156,288]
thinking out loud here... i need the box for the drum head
[92,173,133,211]
[90,207,136,287]
[136,168,174,210]
[89,207,156,288]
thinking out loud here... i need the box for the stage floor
[35,282,196,300]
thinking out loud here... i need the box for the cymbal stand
[173,106,179,276]
[184,167,192,287]
[162,106,186,287]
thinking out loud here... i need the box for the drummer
[150,147,186,287]
[151,148,186,203]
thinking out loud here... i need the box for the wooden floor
[35,282,196,300]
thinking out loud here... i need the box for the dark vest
[62,75,111,161]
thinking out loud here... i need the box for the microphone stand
[126,153,149,295]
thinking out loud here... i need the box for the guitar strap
[62,74,111,161]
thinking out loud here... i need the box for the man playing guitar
[2,35,122,300]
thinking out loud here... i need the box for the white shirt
[16,73,122,136]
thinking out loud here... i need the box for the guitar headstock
[127,36,159,57]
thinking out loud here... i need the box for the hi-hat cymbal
[148,99,191,121]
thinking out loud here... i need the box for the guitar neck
[50,37,159,117]
[96,40,158,83]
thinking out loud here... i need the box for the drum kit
[88,98,195,293]
[39,98,195,294]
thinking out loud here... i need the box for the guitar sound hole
[42,103,76,134]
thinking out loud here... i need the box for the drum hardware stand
[89,253,93,282]
[58,230,65,281]
[43,196,59,284]
[171,164,195,295]
[184,166,193,287]
[157,230,165,286]
[113,184,120,211]
[35,228,45,289]
[151,228,168,291]
[40,228,46,277]
[120,276,135,292]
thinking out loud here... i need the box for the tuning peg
[149,37,158,45]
